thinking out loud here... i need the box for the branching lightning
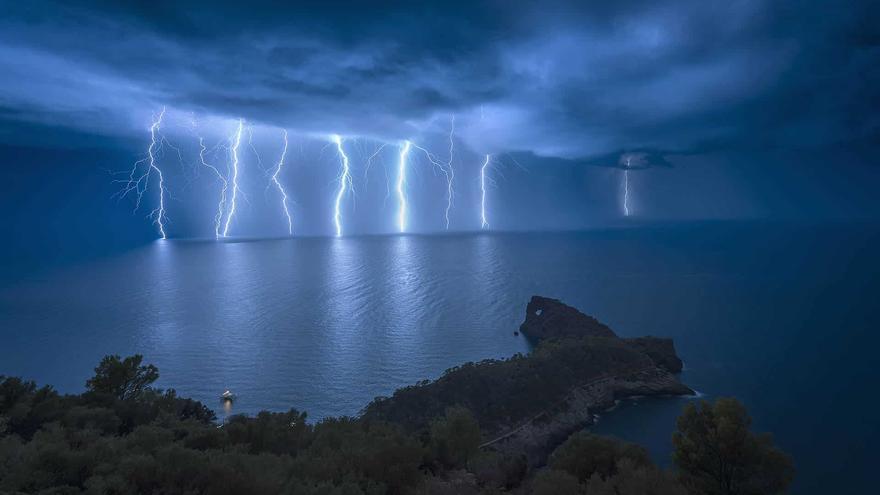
[222,119,245,237]
[396,140,412,232]
[248,125,268,176]
[363,143,387,187]
[198,136,229,238]
[623,156,631,217]
[480,154,491,229]
[271,130,293,235]
[149,110,169,239]
[443,116,456,230]
[331,134,353,237]
[118,107,169,239]
[410,139,455,229]
[117,110,515,238]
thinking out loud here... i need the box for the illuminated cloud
[0,1,876,161]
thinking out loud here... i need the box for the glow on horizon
[222,119,244,237]
[271,129,293,235]
[480,154,490,229]
[396,140,412,232]
[331,134,352,237]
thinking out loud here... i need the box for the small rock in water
[513,331,519,336]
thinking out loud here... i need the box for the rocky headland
[363,295,693,466]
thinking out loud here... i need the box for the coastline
[363,295,694,467]
[482,366,692,467]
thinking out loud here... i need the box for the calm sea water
[1,222,877,493]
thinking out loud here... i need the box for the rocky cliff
[519,296,617,341]
[521,296,685,373]
[481,366,691,466]
[624,336,684,373]
[362,296,692,467]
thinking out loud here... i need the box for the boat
[220,390,236,402]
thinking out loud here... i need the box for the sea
[1,221,877,493]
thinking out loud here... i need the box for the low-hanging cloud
[0,0,877,160]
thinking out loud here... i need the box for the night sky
[1,1,878,252]
[2,5,879,492]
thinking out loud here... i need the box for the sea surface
[1,221,877,493]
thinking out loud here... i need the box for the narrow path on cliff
[478,366,657,449]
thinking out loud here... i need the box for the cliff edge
[519,296,617,340]
[362,296,692,466]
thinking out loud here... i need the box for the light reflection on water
[2,225,878,494]
[2,234,537,418]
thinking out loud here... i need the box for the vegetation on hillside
[0,355,792,494]
[362,336,659,434]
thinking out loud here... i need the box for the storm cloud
[0,0,877,160]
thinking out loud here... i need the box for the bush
[673,398,794,495]
[85,355,159,401]
[429,406,481,468]
[467,450,527,489]
[549,432,650,482]
[0,355,793,495]
[584,458,686,495]
[530,469,583,495]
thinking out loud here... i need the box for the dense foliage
[362,337,654,434]
[530,432,686,495]
[673,398,794,495]
[0,355,793,494]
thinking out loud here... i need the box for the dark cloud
[589,150,674,170]
[0,0,877,159]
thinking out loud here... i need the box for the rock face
[521,296,684,373]
[488,296,692,465]
[624,336,684,373]
[482,367,692,466]
[519,296,617,341]
[363,296,692,468]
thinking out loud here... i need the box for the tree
[584,458,687,495]
[549,432,650,482]
[85,355,159,401]
[467,450,527,490]
[530,469,583,495]
[429,406,481,468]
[673,398,794,495]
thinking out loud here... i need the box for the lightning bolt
[623,157,631,217]
[118,107,169,239]
[443,116,456,230]
[248,125,267,175]
[480,154,491,229]
[197,136,229,239]
[363,143,387,187]
[331,134,353,237]
[149,110,169,239]
[396,140,412,232]
[222,119,244,238]
[410,140,454,229]
[271,129,293,235]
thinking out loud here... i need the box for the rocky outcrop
[473,297,692,466]
[519,296,617,341]
[481,367,692,467]
[624,336,684,373]
[364,296,692,468]
[520,296,684,373]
